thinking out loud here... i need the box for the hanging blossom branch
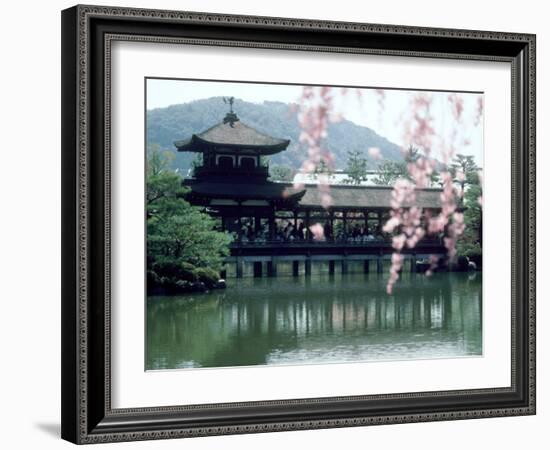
[295,86,338,210]
[295,86,345,239]
[293,86,482,293]
[383,92,472,294]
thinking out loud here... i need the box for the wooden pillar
[254,215,262,233]
[237,215,243,241]
[364,259,370,274]
[329,260,335,275]
[221,216,226,232]
[364,209,369,229]
[293,211,298,228]
[341,258,348,275]
[342,210,347,237]
[236,258,243,278]
[305,257,312,276]
[305,210,311,241]
[268,213,275,240]
[377,211,382,234]
[377,256,383,274]
[329,211,334,242]
[411,253,417,273]
[253,261,262,278]
[292,260,299,277]
[268,259,277,277]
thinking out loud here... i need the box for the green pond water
[146,272,482,370]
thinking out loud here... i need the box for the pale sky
[146,78,484,165]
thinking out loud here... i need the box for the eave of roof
[175,121,290,154]
[184,181,443,209]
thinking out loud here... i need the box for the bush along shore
[147,261,226,296]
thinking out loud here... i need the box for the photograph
[145,78,484,371]
[56,2,536,445]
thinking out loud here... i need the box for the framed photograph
[61,4,536,444]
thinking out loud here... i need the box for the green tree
[314,159,333,177]
[451,154,480,188]
[372,146,438,186]
[147,150,232,274]
[147,144,174,177]
[269,164,294,182]
[343,149,368,185]
[372,160,404,186]
[456,184,482,266]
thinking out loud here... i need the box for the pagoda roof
[175,121,290,155]
[184,180,306,203]
[298,184,442,209]
[183,180,443,210]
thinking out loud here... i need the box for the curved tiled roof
[184,181,443,209]
[175,121,290,154]
[298,184,442,209]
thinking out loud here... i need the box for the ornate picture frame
[61,4,535,444]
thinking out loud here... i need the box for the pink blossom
[392,234,406,251]
[474,96,484,127]
[368,147,382,160]
[309,223,325,241]
[297,86,338,208]
[448,93,464,122]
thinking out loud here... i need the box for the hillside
[146,97,403,175]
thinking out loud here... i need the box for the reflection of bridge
[225,239,447,278]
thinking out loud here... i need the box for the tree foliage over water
[147,146,232,277]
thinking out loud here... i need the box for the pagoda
[174,98,305,238]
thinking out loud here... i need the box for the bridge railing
[230,237,444,248]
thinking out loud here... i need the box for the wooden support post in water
[267,259,277,277]
[292,260,299,277]
[329,260,335,275]
[364,259,370,274]
[305,257,312,277]
[341,258,348,275]
[236,258,243,278]
[377,256,383,274]
[411,254,417,273]
[253,261,262,278]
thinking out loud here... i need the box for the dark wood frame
[61,4,536,444]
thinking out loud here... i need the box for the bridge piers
[328,260,335,275]
[341,258,348,275]
[305,258,312,277]
[292,260,299,277]
[236,258,243,278]
[253,261,262,278]
[364,260,370,274]
[411,253,417,273]
[267,260,277,277]
[377,257,383,274]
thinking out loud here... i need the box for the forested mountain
[146,97,403,175]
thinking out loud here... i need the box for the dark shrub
[180,262,198,282]
[152,261,184,279]
[147,270,160,287]
[456,255,470,272]
[192,267,220,289]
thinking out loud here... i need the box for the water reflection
[146,272,482,370]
